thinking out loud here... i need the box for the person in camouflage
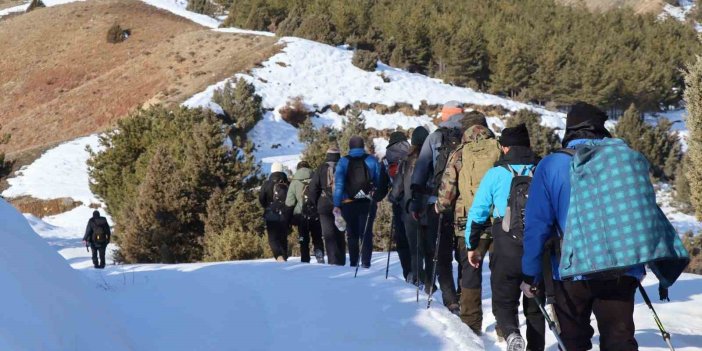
[436,122,501,335]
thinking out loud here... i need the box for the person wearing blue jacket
[520,102,644,351]
[333,136,382,268]
[465,124,544,351]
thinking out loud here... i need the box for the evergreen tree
[684,57,702,220]
[26,0,45,12]
[440,25,489,90]
[338,109,369,155]
[186,0,214,15]
[212,78,263,136]
[0,127,11,179]
[298,119,337,169]
[505,110,561,158]
[675,155,694,214]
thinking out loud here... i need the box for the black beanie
[92,210,100,218]
[499,123,530,147]
[411,126,429,146]
[566,101,608,129]
[388,131,407,147]
[349,136,365,149]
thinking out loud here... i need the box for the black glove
[409,184,426,214]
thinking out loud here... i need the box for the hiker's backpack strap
[554,148,576,157]
[542,235,561,301]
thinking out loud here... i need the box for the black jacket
[309,153,340,215]
[259,172,289,208]
[83,217,111,245]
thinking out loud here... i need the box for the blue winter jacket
[522,139,645,284]
[333,148,382,207]
[464,164,535,250]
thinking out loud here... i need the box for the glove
[409,184,425,218]
[521,281,537,299]
[659,285,670,302]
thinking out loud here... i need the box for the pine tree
[212,78,263,138]
[337,109,369,155]
[440,25,489,90]
[186,0,214,15]
[298,119,337,169]
[675,155,694,214]
[25,0,45,12]
[685,56,702,220]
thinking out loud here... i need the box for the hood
[562,121,612,147]
[269,171,288,183]
[292,167,313,181]
[462,125,494,143]
[385,141,410,164]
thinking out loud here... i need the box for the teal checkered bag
[559,138,689,288]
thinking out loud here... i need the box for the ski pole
[638,282,675,351]
[385,219,394,279]
[534,295,568,351]
[354,197,375,278]
[427,213,443,309]
[416,225,421,303]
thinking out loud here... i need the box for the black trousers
[391,203,411,279]
[404,211,431,285]
[91,245,107,268]
[320,212,346,266]
[342,200,376,267]
[426,207,458,307]
[555,277,639,351]
[293,214,324,263]
[266,221,288,260]
[491,222,545,350]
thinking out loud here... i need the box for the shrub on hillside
[683,232,702,274]
[212,78,263,138]
[675,155,695,214]
[685,56,702,220]
[352,50,378,72]
[106,24,129,44]
[338,109,370,155]
[187,0,215,16]
[0,127,11,180]
[505,110,561,158]
[25,0,45,12]
[298,119,337,169]
[293,13,340,45]
[279,96,309,127]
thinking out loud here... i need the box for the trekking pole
[85,241,90,253]
[638,282,675,351]
[354,197,376,278]
[416,225,421,303]
[385,220,394,279]
[534,295,568,351]
[426,213,443,309]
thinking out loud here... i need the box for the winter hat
[499,123,530,147]
[349,136,365,149]
[411,126,430,146]
[326,146,340,154]
[296,161,310,169]
[461,111,489,129]
[562,101,612,147]
[441,101,464,121]
[388,131,407,147]
[92,210,100,218]
[271,162,284,173]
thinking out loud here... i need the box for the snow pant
[265,221,288,260]
[391,203,411,279]
[341,200,376,267]
[403,211,430,286]
[293,214,323,263]
[554,277,639,351]
[91,244,107,268]
[490,221,545,351]
[319,212,346,266]
[426,206,458,307]
[457,236,491,333]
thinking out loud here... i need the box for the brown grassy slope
[557,0,667,14]
[0,0,278,156]
[0,0,24,11]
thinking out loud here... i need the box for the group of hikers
[259,101,690,351]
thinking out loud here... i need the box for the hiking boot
[448,303,460,316]
[506,333,526,351]
[314,249,325,264]
[275,256,286,262]
[496,325,505,342]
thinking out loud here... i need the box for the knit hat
[461,111,489,129]
[499,123,530,147]
[271,162,284,173]
[562,101,612,147]
[441,101,464,121]
[349,136,365,149]
[296,161,310,169]
[411,126,430,146]
[326,146,340,154]
[388,131,407,147]
[92,210,100,218]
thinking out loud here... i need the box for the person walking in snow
[259,162,291,262]
[333,136,382,268]
[83,210,111,269]
[286,161,325,263]
[309,147,346,266]
[465,124,544,351]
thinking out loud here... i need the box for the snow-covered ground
[661,0,702,32]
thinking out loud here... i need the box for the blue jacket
[522,139,645,284]
[464,164,535,250]
[333,148,382,207]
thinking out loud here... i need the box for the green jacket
[285,167,313,215]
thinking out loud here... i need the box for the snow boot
[314,249,325,264]
[506,333,526,351]
[276,256,286,262]
[448,303,460,316]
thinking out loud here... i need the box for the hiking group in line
[259,101,690,351]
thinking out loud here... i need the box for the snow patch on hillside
[657,183,702,235]
[661,0,702,31]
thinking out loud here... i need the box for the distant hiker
[410,101,468,314]
[286,161,325,263]
[83,210,111,269]
[521,102,689,351]
[259,162,291,262]
[379,131,412,279]
[436,120,501,335]
[464,124,544,351]
[390,127,430,287]
[309,147,346,266]
[333,136,382,268]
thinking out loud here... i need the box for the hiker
[309,147,346,266]
[390,127,431,287]
[333,136,382,268]
[410,101,468,314]
[259,162,291,262]
[521,102,689,351]
[82,210,111,269]
[380,131,412,279]
[436,120,501,335]
[465,124,544,351]
[285,161,325,263]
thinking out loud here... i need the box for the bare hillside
[557,0,667,14]
[0,0,278,156]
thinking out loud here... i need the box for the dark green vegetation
[0,126,11,179]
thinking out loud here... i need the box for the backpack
[91,217,109,245]
[345,155,373,199]
[301,180,317,219]
[500,165,534,241]
[264,180,289,222]
[322,161,336,199]
[457,138,501,219]
[433,127,463,194]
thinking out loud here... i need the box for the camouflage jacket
[436,125,500,236]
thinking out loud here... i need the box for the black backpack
[91,217,109,245]
[500,165,534,241]
[301,180,318,219]
[345,155,373,199]
[264,180,289,222]
[432,127,463,194]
